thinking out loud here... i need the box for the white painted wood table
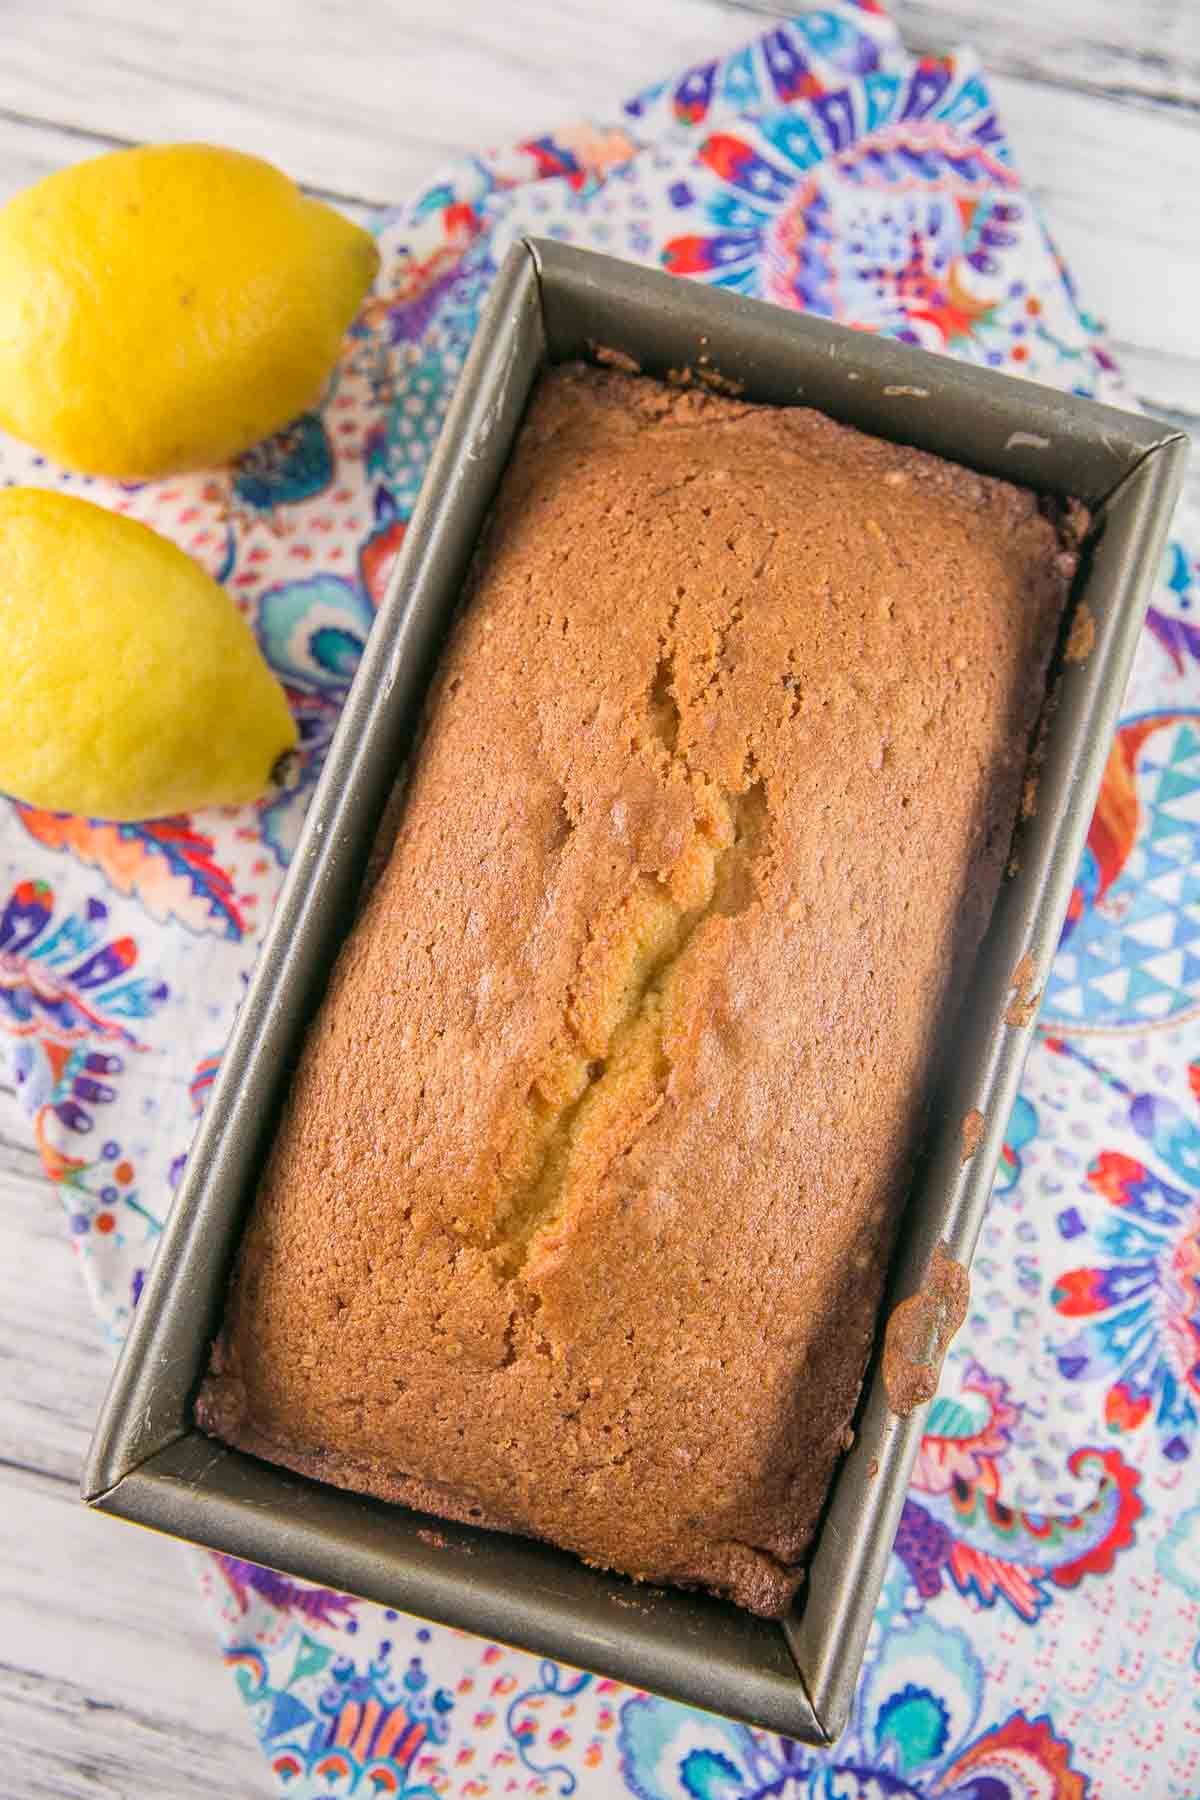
[0,2,1196,1794]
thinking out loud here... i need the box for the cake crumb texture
[961,1108,986,1164]
[197,365,1079,1616]
[882,1244,972,1416]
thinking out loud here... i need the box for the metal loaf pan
[84,237,1188,1744]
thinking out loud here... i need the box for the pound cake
[197,364,1083,1616]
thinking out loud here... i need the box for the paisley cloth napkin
[3,6,1199,1795]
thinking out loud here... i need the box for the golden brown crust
[960,1109,986,1164]
[881,1244,972,1416]
[197,365,1078,1616]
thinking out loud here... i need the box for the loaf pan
[84,237,1187,1745]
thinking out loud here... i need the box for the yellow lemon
[0,488,297,819]
[0,143,379,477]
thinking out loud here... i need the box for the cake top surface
[198,365,1078,1614]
